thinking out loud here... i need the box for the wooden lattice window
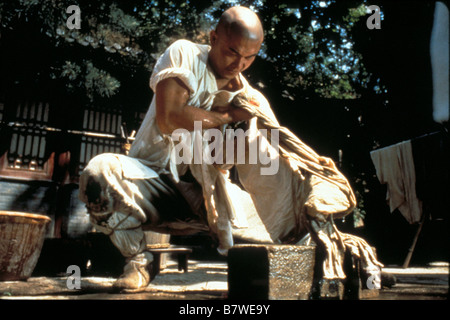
[0,98,144,180]
[77,107,124,175]
[0,100,54,180]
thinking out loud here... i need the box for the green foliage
[0,0,382,103]
[84,61,121,99]
[108,4,140,35]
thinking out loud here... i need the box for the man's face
[209,29,261,81]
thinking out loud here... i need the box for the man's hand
[211,104,254,123]
[155,77,253,134]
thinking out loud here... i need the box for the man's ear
[210,29,217,45]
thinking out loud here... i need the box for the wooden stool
[147,246,193,279]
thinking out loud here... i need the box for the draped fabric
[232,91,357,219]
[232,91,383,280]
[370,140,423,224]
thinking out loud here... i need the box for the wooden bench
[147,246,193,279]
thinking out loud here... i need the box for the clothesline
[372,130,442,152]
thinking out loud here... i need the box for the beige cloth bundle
[232,92,383,280]
[232,92,357,219]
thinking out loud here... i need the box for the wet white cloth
[370,140,423,224]
[231,91,357,243]
[299,217,384,280]
[230,91,382,279]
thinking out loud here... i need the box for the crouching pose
[79,6,265,291]
[79,153,210,291]
[79,6,382,292]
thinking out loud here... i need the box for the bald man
[154,6,264,135]
[79,6,275,292]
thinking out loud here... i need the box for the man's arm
[155,77,252,134]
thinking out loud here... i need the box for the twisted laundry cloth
[232,91,383,280]
[232,92,357,219]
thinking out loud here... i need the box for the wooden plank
[0,277,116,296]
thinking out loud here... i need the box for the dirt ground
[0,259,448,301]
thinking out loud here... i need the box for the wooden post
[403,213,426,268]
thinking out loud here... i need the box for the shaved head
[208,6,264,84]
[216,6,264,43]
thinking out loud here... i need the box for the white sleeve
[149,40,199,96]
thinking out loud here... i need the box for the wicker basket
[0,211,51,281]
